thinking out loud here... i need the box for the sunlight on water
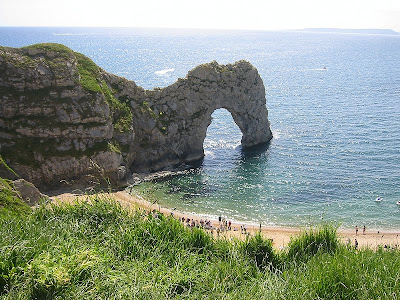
[1,27,399,229]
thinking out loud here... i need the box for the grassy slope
[0,191,400,299]
[0,178,30,217]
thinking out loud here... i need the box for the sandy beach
[51,190,400,250]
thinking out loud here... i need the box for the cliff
[0,43,272,189]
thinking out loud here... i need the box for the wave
[155,68,175,76]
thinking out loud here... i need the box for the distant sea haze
[297,28,400,35]
[1,27,399,230]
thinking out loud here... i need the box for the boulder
[12,179,48,205]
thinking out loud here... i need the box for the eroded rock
[12,179,49,205]
[0,43,272,188]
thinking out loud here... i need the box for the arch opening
[201,108,243,165]
[204,108,242,152]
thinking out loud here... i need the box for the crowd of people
[177,215,250,236]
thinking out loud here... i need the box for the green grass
[0,178,30,216]
[74,52,102,93]
[22,43,75,58]
[285,224,339,262]
[0,158,31,216]
[1,190,400,299]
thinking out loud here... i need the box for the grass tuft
[285,225,339,262]
[241,233,279,270]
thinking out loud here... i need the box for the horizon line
[0,25,398,34]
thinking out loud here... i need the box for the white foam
[204,150,215,158]
[155,68,175,76]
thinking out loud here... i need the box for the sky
[0,0,400,32]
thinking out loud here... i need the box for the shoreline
[50,190,400,249]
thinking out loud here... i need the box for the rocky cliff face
[0,43,272,188]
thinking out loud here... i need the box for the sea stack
[0,43,272,188]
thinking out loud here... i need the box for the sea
[1,27,399,230]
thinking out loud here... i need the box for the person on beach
[363,225,366,235]
[355,226,358,236]
[355,239,358,249]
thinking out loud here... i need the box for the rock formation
[12,179,49,205]
[0,43,272,188]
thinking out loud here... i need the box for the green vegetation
[1,188,400,299]
[107,141,122,154]
[74,52,132,133]
[0,178,30,216]
[100,81,132,133]
[285,225,339,262]
[75,52,102,93]
[139,101,158,120]
[22,43,75,58]
[6,43,133,133]
[0,158,30,216]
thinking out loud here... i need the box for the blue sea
[1,27,399,230]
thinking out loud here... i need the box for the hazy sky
[1,0,399,31]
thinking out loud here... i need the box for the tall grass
[285,225,339,262]
[241,233,279,270]
[1,192,400,299]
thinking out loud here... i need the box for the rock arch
[0,44,272,187]
[126,60,273,172]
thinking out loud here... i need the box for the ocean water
[1,27,399,230]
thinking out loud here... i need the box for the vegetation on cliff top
[7,43,133,133]
[22,43,75,57]
[74,50,132,133]
[1,186,400,299]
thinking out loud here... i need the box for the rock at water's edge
[0,43,272,189]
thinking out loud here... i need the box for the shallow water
[1,27,399,229]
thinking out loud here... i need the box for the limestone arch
[131,60,272,172]
[187,104,271,163]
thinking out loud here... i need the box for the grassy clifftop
[1,188,400,299]
[1,43,132,133]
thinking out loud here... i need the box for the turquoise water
[1,27,400,229]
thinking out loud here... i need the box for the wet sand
[51,190,400,250]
